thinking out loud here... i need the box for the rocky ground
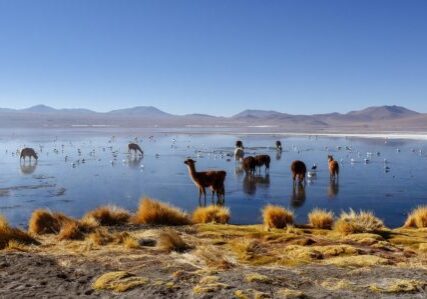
[1,224,427,298]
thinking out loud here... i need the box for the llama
[276,140,282,152]
[254,155,271,173]
[235,140,244,149]
[128,143,143,155]
[290,160,306,185]
[234,147,245,160]
[328,155,339,180]
[242,156,256,174]
[184,159,226,204]
[20,148,38,162]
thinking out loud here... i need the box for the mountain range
[0,104,426,133]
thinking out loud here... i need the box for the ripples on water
[0,129,426,228]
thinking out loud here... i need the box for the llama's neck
[186,164,198,180]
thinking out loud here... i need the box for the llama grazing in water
[290,160,307,185]
[128,143,143,155]
[184,159,226,204]
[20,148,38,162]
[328,155,339,180]
[254,155,271,173]
[242,156,256,174]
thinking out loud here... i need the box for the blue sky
[0,0,426,116]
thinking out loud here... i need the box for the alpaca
[290,160,306,184]
[276,140,282,151]
[234,147,245,160]
[242,156,256,174]
[128,143,143,155]
[254,155,271,173]
[184,159,226,204]
[20,148,38,161]
[328,155,339,180]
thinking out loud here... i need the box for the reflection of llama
[328,179,339,198]
[184,159,226,205]
[20,148,38,161]
[291,183,306,207]
[128,143,143,155]
[291,160,306,185]
[127,155,143,169]
[243,173,270,195]
[328,155,339,180]
[20,160,38,175]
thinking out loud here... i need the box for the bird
[311,164,317,170]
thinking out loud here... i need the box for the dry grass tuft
[404,206,427,228]
[193,276,230,294]
[244,273,272,283]
[87,228,135,247]
[262,205,293,229]
[334,209,384,235]
[308,208,334,229]
[369,279,427,293]
[82,205,131,226]
[276,288,306,298]
[323,254,389,267]
[157,229,190,252]
[29,209,75,234]
[132,198,191,226]
[0,215,38,249]
[58,221,84,240]
[92,271,148,292]
[192,205,230,224]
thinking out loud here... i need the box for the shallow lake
[1,129,426,228]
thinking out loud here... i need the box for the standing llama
[290,160,307,185]
[184,159,226,205]
[328,155,339,180]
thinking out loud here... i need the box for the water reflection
[291,183,306,207]
[127,155,143,169]
[20,160,38,175]
[328,179,339,198]
[243,173,270,195]
[276,150,282,160]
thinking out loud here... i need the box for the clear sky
[0,0,426,116]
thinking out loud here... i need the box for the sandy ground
[1,224,427,298]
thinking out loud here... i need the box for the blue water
[0,129,426,228]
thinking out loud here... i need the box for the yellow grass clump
[157,229,190,252]
[82,205,131,226]
[262,205,293,229]
[404,206,427,228]
[92,271,148,292]
[132,198,191,225]
[334,209,384,235]
[308,208,334,229]
[29,209,75,234]
[0,215,38,249]
[369,279,427,293]
[192,205,230,224]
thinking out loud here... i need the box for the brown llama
[290,160,306,184]
[254,155,271,173]
[20,148,38,162]
[328,155,339,180]
[128,143,143,155]
[184,159,226,204]
[242,156,256,174]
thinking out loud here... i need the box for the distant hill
[345,105,419,120]
[0,104,426,132]
[108,106,172,117]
